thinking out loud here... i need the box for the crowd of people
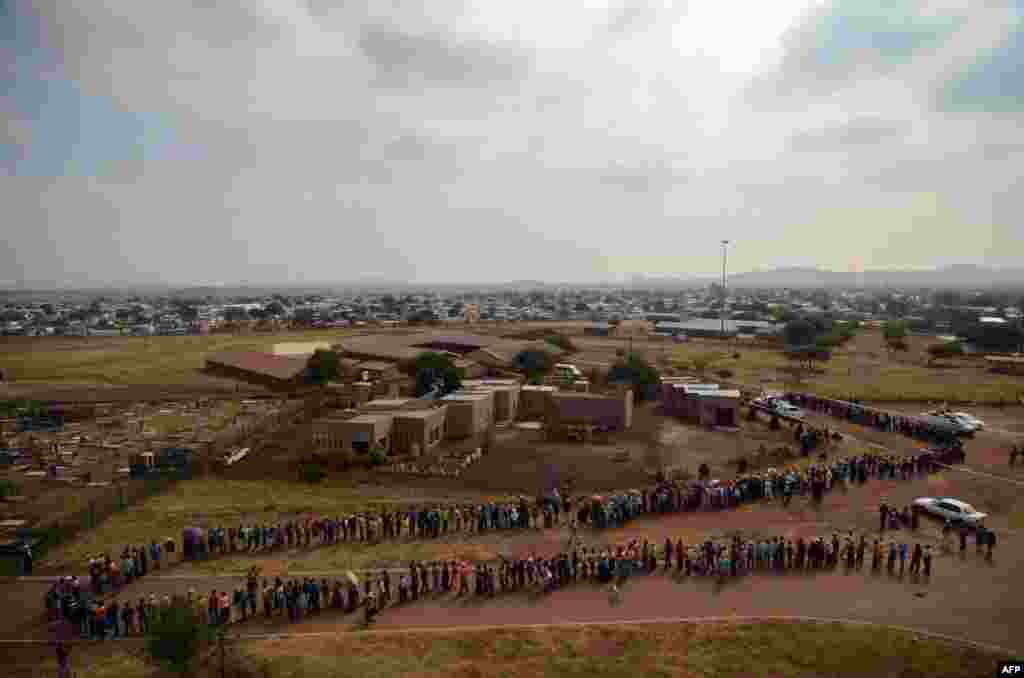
[582,447,945,531]
[48,523,957,638]
[84,541,170,595]
[71,441,950,588]
[784,392,967,455]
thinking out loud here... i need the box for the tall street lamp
[720,240,730,337]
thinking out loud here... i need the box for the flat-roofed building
[440,392,494,438]
[460,379,522,423]
[548,390,633,433]
[391,407,447,456]
[518,384,557,420]
[311,413,393,456]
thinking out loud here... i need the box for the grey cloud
[789,118,913,152]
[605,2,665,37]
[358,26,534,88]
[596,159,689,194]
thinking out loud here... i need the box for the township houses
[657,378,740,428]
[547,390,634,433]
[518,385,558,420]
[459,379,522,423]
[439,392,495,439]
[312,396,448,457]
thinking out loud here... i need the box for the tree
[513,348,556,384]
[783,319,818,347]
[306,349,340,383]
[927,341,963,365]
[882,320,907,341]
[144,600,211,676]
[607,352,660,402]
[403,352,463,396]
[543,334,577,353]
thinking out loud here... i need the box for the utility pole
[720,240,730,338]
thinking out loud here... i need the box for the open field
[6,621,1008,678]
[0,329,358,387]
[647,329,1024,404]
[37,476,517,570]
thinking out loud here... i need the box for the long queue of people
[784,392,967,454]
[581,447,944,531]
[74,443,945,591]
[49,525,951,640]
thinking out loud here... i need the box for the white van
[554,363,583,380]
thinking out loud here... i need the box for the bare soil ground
[3,620,1007,678]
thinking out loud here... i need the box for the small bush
[544,334,578,353]
[145,600,211,676]
[368,447,387,467]
[615,348,625,357]
[299,461,326,484]
[732,352,741,359]
[716,369,734,379]
[0,479,17,500]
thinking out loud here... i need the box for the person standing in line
[909,543,922,575]
[55,642,70,678]
[922,546,933,578]
[898,542,908,577]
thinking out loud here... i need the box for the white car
[912,497,988,527]
[948,412,984,431]
[773,401,804,418]
[922,411,978,434]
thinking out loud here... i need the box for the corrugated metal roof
[205,351,308,381]
[656,319,780,332]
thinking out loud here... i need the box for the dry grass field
[14,621,1006,678]
[38,475,517,570]
[652,330,1022,404]
[0,329,357,386]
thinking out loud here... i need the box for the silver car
[912,497,988,527]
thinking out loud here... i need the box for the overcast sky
[2,1,1022,287]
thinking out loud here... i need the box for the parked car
[922,410,978,435]
[774,401,804,418]
[948,412,985,431]
[912,497,988,527]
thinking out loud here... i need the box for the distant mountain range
[720,265,1024,289]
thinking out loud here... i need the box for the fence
[8,473,183,574]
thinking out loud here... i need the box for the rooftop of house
[347,413,394,425]
[442,393,493,402]
[394,408,446,419]
[357,360,399,372]
[205,350,308,381]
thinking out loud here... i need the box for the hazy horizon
[3,2,1022,287]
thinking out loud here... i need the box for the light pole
[720,240,730,338]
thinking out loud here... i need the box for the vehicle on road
[752,396,804,419]
[912,497,988,527]
[922,410,979,435]
[947,412,985,431]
